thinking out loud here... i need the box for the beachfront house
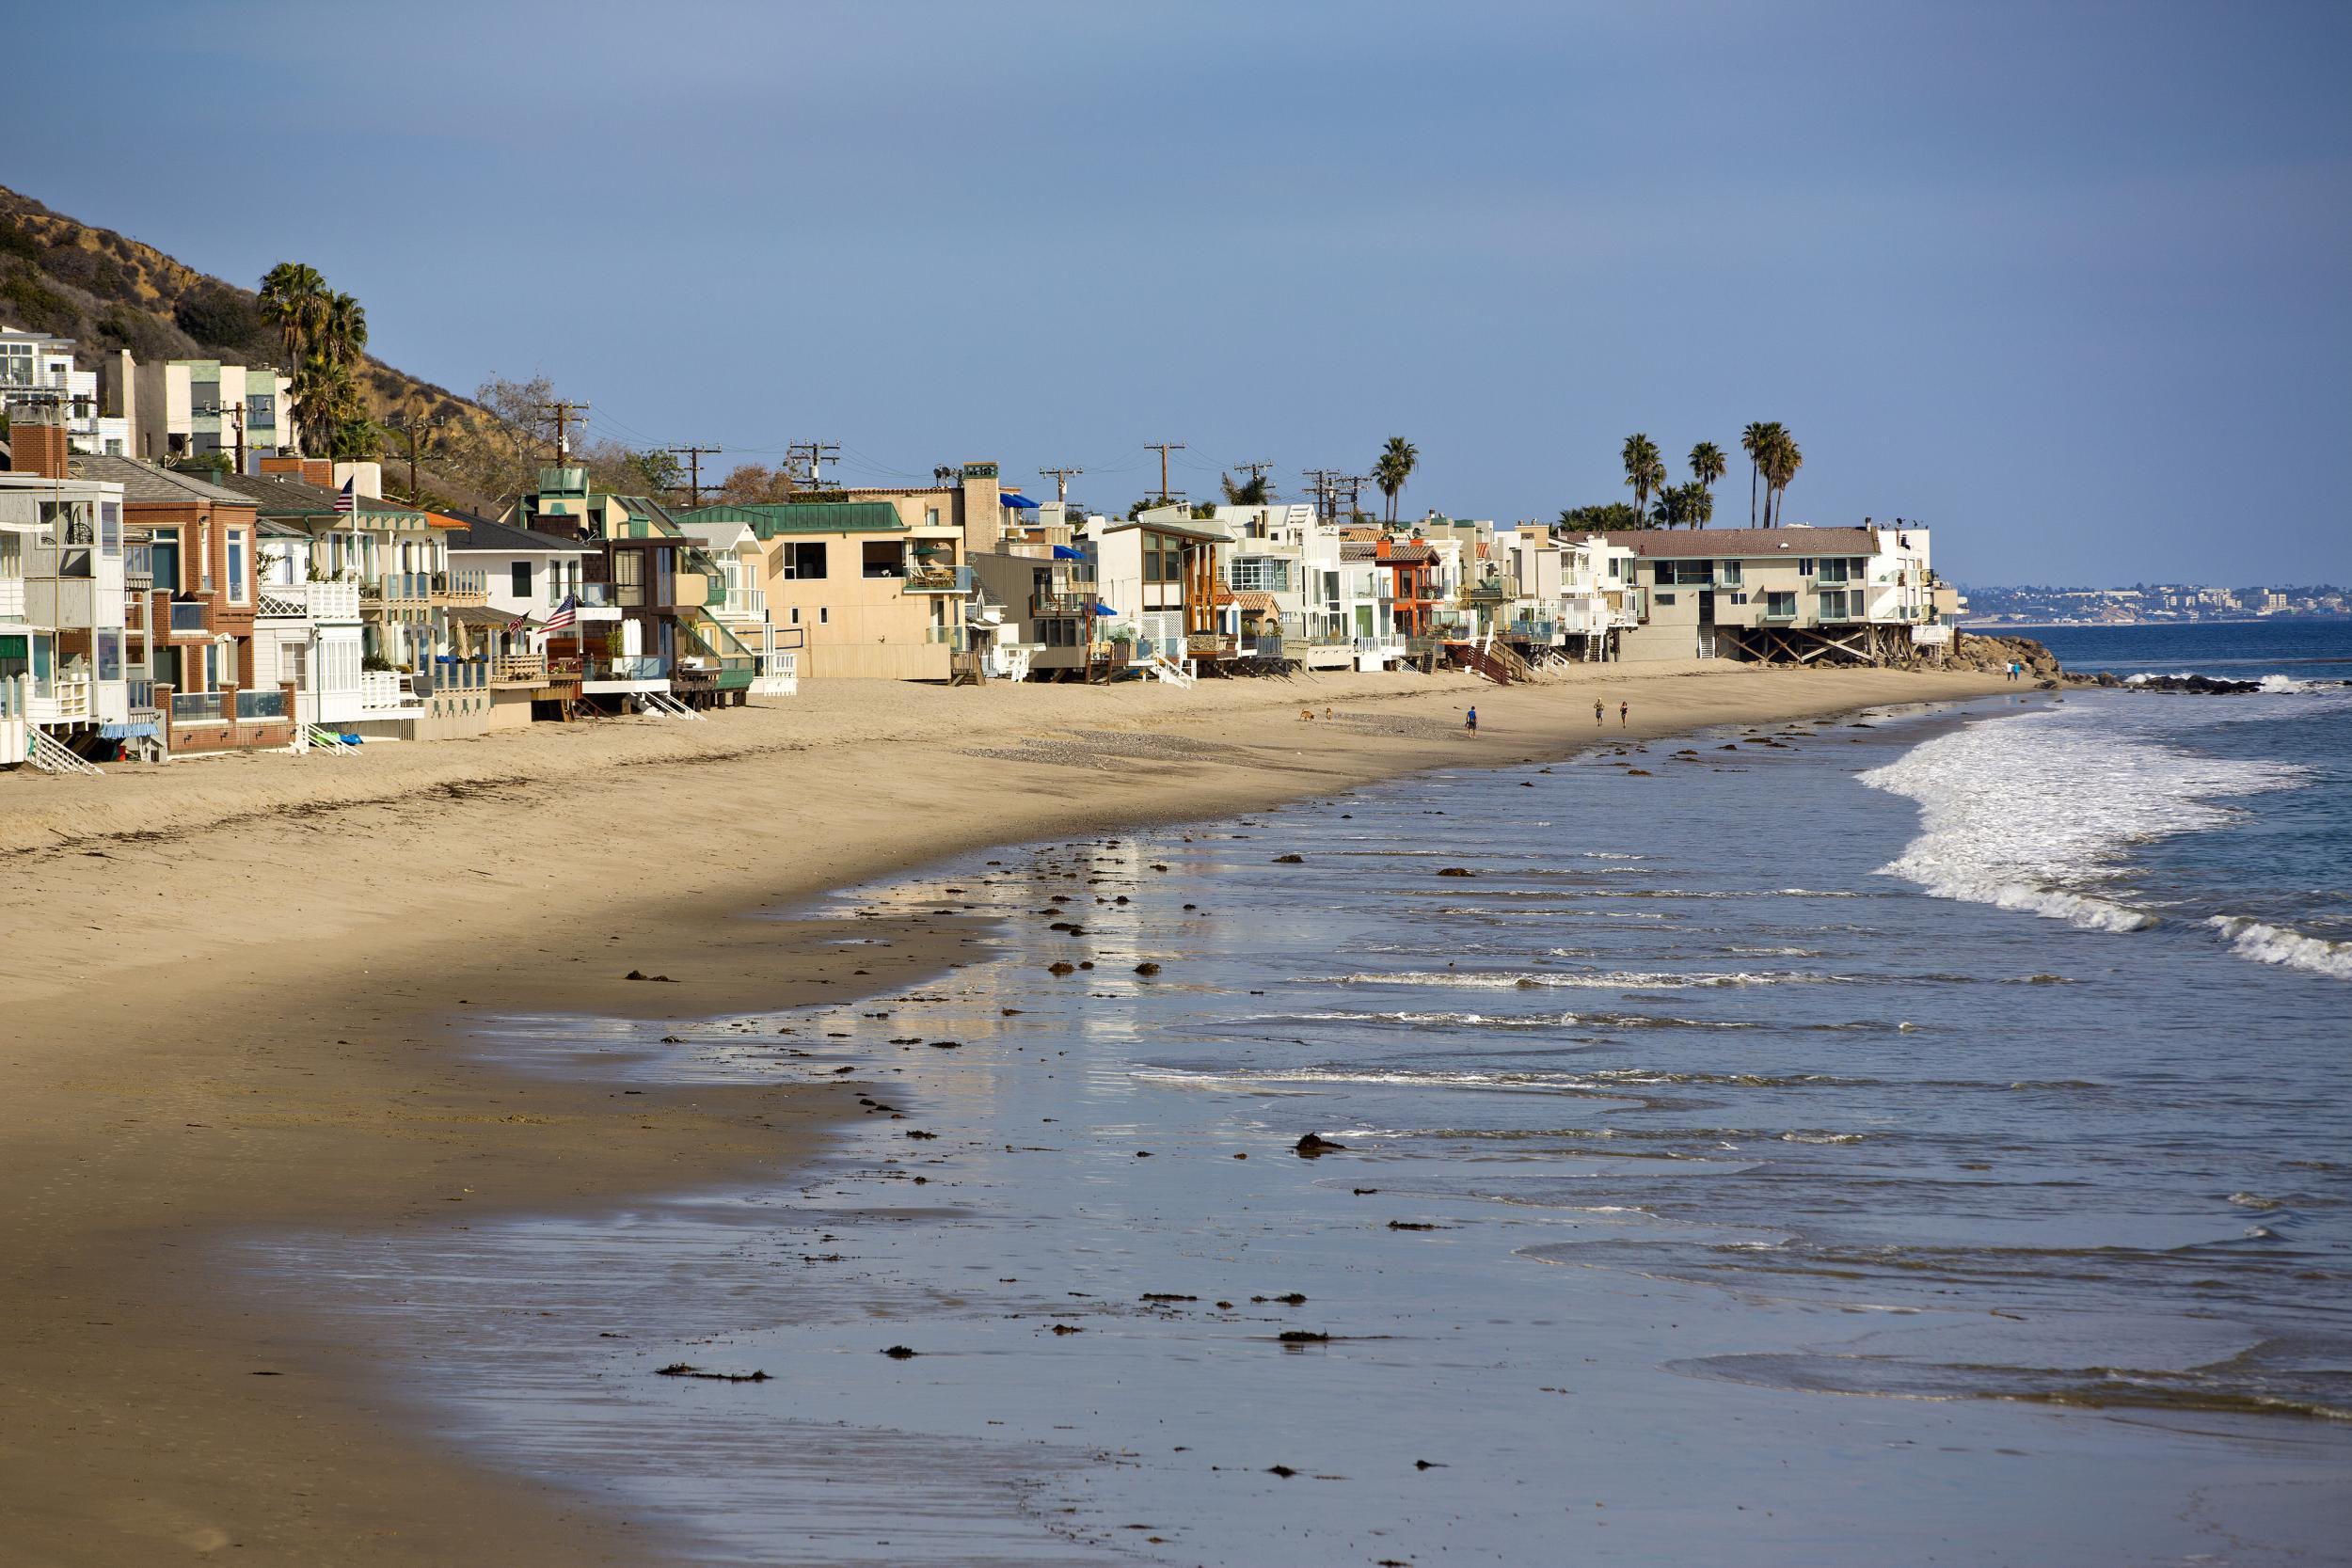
[1606,525,1955,665]
[444,511,596,725]
[1,406,144,768]
[72,454,304,754]
[676,499,969,682]
[1086,510,1232,677]
[2,328,130,455]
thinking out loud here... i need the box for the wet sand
[0,664,2010,1564]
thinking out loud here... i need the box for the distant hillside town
[1961,583,2348,626]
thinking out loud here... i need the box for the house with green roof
[677,499,977,682]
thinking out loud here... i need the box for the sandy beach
[0,661,2011,1565]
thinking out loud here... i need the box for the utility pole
[1300,468,1342,527]
[1235,460,1275,492]
[393,401,444,503]
[665,445,722,509]
[1145,442,1185,506]
[1039,466,1084,504]
[787,440,840,489]
[228,402,246,476]
[539,400,590,467]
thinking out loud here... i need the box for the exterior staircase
[1446,640,1514,686]
[1147,653,1197,689]
[28,726,103,777]
[639,690,707,721]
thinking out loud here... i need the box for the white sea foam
[1858,706,2306,944]
[2205,916,2352,980]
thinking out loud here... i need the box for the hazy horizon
[14,0,2348,584]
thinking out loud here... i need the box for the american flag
[543,594,577,632]
[333,477,356,515]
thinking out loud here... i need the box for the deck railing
[168,600,208,633]
[235,689,286,721]
[171,689,225,722]
[491,652,548,686]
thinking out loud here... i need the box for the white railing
[257,579,364,621]
[358,671,421,711]
[752,648,798,697]
[29,673,93,722]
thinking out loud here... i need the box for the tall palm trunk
[1749,462,1758,527]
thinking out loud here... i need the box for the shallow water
[257,690,2352,1565]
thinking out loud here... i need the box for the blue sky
[15,1,2350,583]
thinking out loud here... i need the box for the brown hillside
[0,182,505,444]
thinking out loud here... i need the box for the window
[96,631,121,682]
[612,550,645,607]
[1820,589,1852,619]
[789,607,801,625]
[150,528,181,593]
[1608,558,1624,578]
[818,607,829,625]
[100,503,120,558]
[511,561,532,598]
[781,542,827,579]
[863,541,905,578]
[1656,592,1677,606]
[1716,560,1741,586]
[1041,618,1080,647]
[246,393,275,425]
[924,506,941,528]
[1818,558,1850,584]
[227,530,248,602]
[1766,591,1798,619]
[284,641,309,689]
[1661,559,1714,586]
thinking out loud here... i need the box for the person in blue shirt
[1465,705,1478,736]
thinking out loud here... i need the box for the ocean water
[258,642,2352,1565]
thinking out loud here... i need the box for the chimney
[1375,537,1392,561]
[6,400,71,480]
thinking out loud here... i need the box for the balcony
[171,690,226,723]
[584,654,665,682]
[255,579,363,621]
[904,563,976,594]
[29,673,95,722]
[123,544,151,588]
[168,600,208,634]
[491,652,548,687]
[1186,632,1237,660]
[1030,590,1096,617]
[235,689,286,721]
[431,568,489,607]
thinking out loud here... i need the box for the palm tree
[290,351,365,454]
[1762,430,1804,525]
[1621,433,1665,530]
[1689,442,1726,526]
[1220,469,1271,506]
[319,291,368,362]
[1375,436,1419,525]
[1683,479,1715,530]
[1739,421,1777,528]
[258,261,329,363]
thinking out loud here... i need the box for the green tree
[1374,436,1419,524]
[320,290,368,362]
[1621,434,1666,527]
[289,351,365,454]
[1761,428,1803,525]
[258,262,329,363]
[1688,441,1726,526]
[1557,501,1643,531]
[1220,469,1271,506]
[1740,421,1779,527]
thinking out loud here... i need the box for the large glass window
[227,530,248,602]
[150,528,182,593]
[511,561,532,598]
[100,502,121,558]
[781,542,826,579]
[612,550,646,607]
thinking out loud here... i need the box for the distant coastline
[1965,616,2352,632]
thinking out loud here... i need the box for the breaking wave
[1320,969,1850,990]
[1858,705,2308,947]
[2206,916,2352,980]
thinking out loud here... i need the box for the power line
[1038,466,1085,503]
[787,440,841,488]
[537,400,590,466]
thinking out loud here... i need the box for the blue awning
[999,492,1041,509]
[1094,603,1119,618]
[99,721,158,740]
[1052,544,1083,560]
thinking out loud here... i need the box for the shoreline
[0,664,2012,1564]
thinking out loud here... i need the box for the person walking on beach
[1465,705,1479,736]
[1595,699,1605,726]
[1619,701,1629,728]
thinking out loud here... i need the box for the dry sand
[0,660,2009,1565]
